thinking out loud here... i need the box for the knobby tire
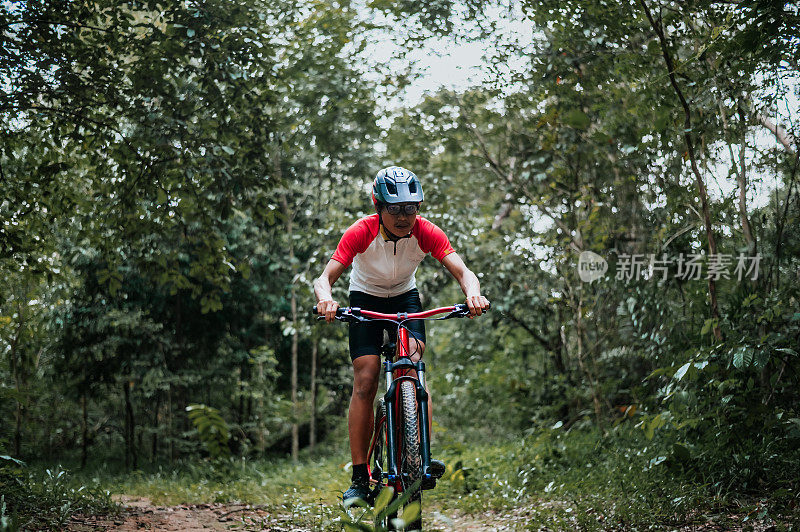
[400,380,422,531]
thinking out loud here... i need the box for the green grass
[1,464,118,531]
[107,456,348,506]
[18,425,800,531]
[426,423,800,531]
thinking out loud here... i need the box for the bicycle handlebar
[311,303,490,322]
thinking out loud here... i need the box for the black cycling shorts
[348,289,426,361]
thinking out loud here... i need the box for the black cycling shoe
[422,459,446,490]
[342,479,372,505]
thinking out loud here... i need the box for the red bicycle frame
[314,303,478,497]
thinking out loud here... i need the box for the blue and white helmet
[372,166,424,206]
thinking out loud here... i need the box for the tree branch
[757,113,796,154]
[503,310,554,350]
[492,194,514,230]
[640,0,722,340]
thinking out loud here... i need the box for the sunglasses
[384,204,420,215]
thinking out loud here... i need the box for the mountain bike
[315,303,486,530]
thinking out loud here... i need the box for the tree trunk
[81,391,88,469]
[45,395,53,461]
[772,154,799,291]
[641,0,722,341]
[168,385,174,463]
[257,359,266,453]
[309,340,318,455]
[123,380,137,470]
[14,401,22,459]
[575,290,602,424]
[238,367,245,424]
[735,107,758,258]
[151,392,160,461]
[9,311,24,457]
[276,151,300,462]
[123,382,130,470]
[554,307,567,376]
[246,397,253,432]
[172,294,181,463]
[288,218,300,462]
[137,430,143,466]
[714,95,758,259]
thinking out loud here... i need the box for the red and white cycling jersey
[331,214,455,297]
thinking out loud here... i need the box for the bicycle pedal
[367,486,381,505]
[421,476,437,490]
[428,459,446,479]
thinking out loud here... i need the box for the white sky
[397,40,488,103]
[361,4,534,112]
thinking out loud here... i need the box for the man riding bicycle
[313,166,490,502]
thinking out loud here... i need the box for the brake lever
[316,314,363,323]
[441,309,471,320]
[340,314,367,323]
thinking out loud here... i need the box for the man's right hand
[316,299,340,323]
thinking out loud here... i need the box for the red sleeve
[413,217,456,262]
[331,215,379,267]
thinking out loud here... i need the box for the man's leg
[349,354,380,465]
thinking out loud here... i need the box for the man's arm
[314,259,348,322]
[441,253,490,316]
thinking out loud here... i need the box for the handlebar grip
[312,305,345,317]
[454,302,491,314]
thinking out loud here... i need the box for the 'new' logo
[578,251,607,283]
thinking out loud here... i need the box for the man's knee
[353,379,378,401]
[352,356,379,401]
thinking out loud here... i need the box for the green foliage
[339,478,423,532]
[0,0,798,527]
[428,426,799,529]
[0,462,117,531]
[186,404,231,460]
[381,0,800,511]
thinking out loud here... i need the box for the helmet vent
[408,181,417,194]
[385,181,397,195]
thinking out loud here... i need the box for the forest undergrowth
[3,425,798,531]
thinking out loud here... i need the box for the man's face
[381,203,419,236]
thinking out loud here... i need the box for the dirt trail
[68,496,524,531]
[69,496,311,531]
[68,496,785,531]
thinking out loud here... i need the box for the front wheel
[399,380,422,531]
